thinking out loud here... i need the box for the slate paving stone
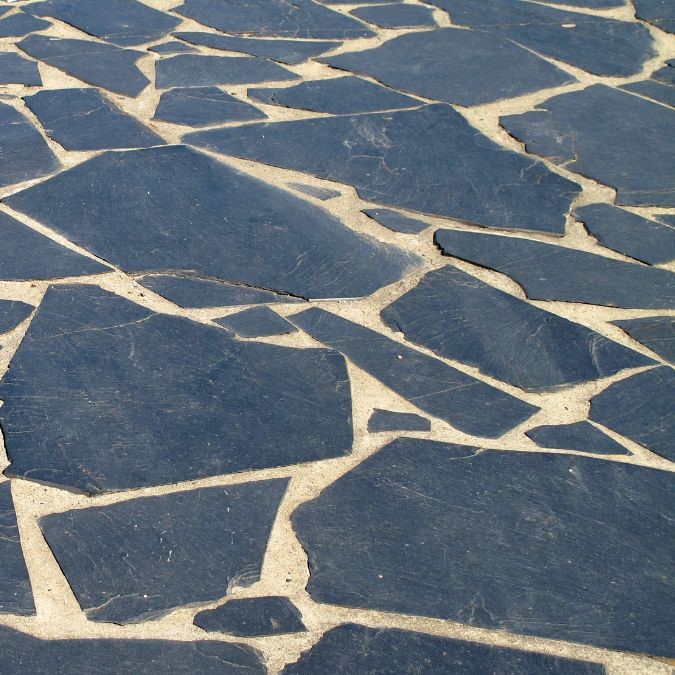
[155,54,298,89]
[24,88,164,151]
[381,266,652,391]
[575,203,675,265]
[0,625,265,674]
[535,0,622,5]
[367,409,431,432]
[148,41,197,54]
[589,366,675,462]
[621,79,675,108]
[248,76,421,114]
[652,63,675,86]
[154,87,266,127]
[282,624,606,674]
[611,316,674,363]
[0,11,50,37]
[287,183,340,200]
[0,285,353,494]
[214,306,297,338]
[501,85,675,207]
[6,145,418,301]
[431,0,655,77]
[0,51,41,85]
[40,481,289,624]
[290,307,538,437]
[184,104,580,235]
[350,3,436,28]
[292,439,675,655]
[0,300,33,334]
[434,229,675,309]
[321,29,574,107]
[634,0,675,34]
[526,421,630,455]
[194,596,306,636]
[363,208,428,234]
[18,35,150,97]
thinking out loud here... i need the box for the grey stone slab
[287,183,340,200]
[363,208,428,233]
[289,307,538,437]
[18,35,149,97]
[184,105,580,235]
[652,63,675,86]
[215,306,297,338]
[148,41,197,54]
[283,624,606,674]
[526,421,629,455]
[350,3,436,27]
[322,29,573,107]
[292,439,675,655]
[40,480,288,623]
[24,88,164,151]
[5,146,419,301]
[381,265,652,391]
[248,75,421,114]
[534,0,622,5]
[0,301,33,334]
[154,87,266,127]
[195,596,306,636]
[634,0,675,33]
[621,79,675,108]
[0,11,50,37]
[501,85,675,207]
[611,316,674,363]
[435,229,675,309]
[368,409,431,432]
[590,366,675,461]
[0,52,41,85]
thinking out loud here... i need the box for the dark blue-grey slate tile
[0,11,50,37]
[652,63,675,86]
[24,88,163,151]
[611,316,674,363]
[194,596,306,636]
[0,52,41,85]
[526,421,629,455]
[368,408,430,432]
[634,0,675,33]
[363,208,428,233]
[154,87,266,127]
[574,203,675,265]
[435,229,675,309]
[40,480,288,623]
[174,32,340,65]
[534,0,622,6]
[184,105,580,235]
[148,41,197,54]
[18,35,149,97]
[322,29,573,107]
[283,624,606,674]
[292,439,675,655]
[501,85,675,207]
[350,3,436,27]
[0,300,33,334]
[381,265,653,391]
[0,7,12,18]
[589,366,675,461]
[248,76,421,114]
[215,306,297,338]
[287,183,340,200]
[289,307,537,437]
[622,79,675,108]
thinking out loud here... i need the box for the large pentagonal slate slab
[350,3,436,27]
[611,316,674,363]
[283,624,605,674]
[0,52,40,86]
[381,266,652,391]
[363,209,429,234]
[290,307,537,437]
[0,285,352,494]
[40,481,287,624]
[0,12,50,38]
[435,229,675,309]
[215,306,297,338]
[292,439,675,656]
[634,0,675,33]
[501,85,675,207]
[0,301,33,334]
[526,421,629,455]
[184,105,580,235]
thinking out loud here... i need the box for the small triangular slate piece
[287,183,340,201]
[0,301,33,334]
[0,12,50,38]
[148,41,196,54]
[0,52,41,86]
[368,409,430,432]
[611,316,674,363]
[363,208,428,233]
[215,306,297,338]
[526,421,629,455]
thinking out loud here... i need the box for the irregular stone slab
[248,76,421,114]
[575,203,675,265]
[292,439,675,655]
[0,301,33,334]
[590,366,675,461]
[431,0,655,77]
[350,3,436,27]
[634,0,675,33]
[363,208,428,234]
[535,0,622,5]
[195,596,306,636]
[322,29,573,107]
[175,0,375,39]
[148,41,196,54]
[184,105,580,235]
[283,624,605,674]
[155,54,298,89]
[290,308,537,437]
[621,79,675,108]
[0,285,353,494]
[287,183,340,200]
[174,32,340,65]
[367,408,431,432]
[434,229,675,309]
[215,306,297,338]
[0,625,265,674]
[6,146,418,301]
[0,11,50,37]
[40,480,288,623]
[611,316,674,363]
[526,421,629,455]
[24,88,163,151]
[0,52,41,86]
[653,63,675,86]
[18,35,149,97]
[501,85,675,207]
[27,0,180,46]
[154,87,266,127]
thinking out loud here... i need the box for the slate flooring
[0,0,672,673]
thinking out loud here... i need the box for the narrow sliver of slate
[287,183,340,201]
[363,209,429,234]
[611,316,674,363]
[526,421,630,455]
[215,306,297,338]
[148,41,197,54]
[368,409,431,432]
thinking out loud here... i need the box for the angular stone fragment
[0,285,353,494]
[535,0,621,5]
[611,316,674,363]
[290,307,537,437]
[653,63,675,86]
[287,183,340,201]
[526,421,629,455]
[184,105,580,235]
[367,409,430,432]
[501,85,675,207]
[148,41,197,54]
[363,208,428,233]
[435,229,675,309]
[194,596,306,636]
[215,306,297,338]
[0,52,41,86]
[0,12,50,38]
[621,79,675,108]
[634,0,675,33]
[0,301,33,334]
[350,3,436,27]
[25,88,163,151]
[283,624,605,674]
[292,439,675,655]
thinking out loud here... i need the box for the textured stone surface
[634,0,675,33]
[367,409,431,432]
[0,52,41,85]
[0,12,50,38]
[214,306,297,337]
[0,300,33,334]
[611,316,674,363]
[363,209,429,234]
[350,3,436,28]
[526,421,629,455]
